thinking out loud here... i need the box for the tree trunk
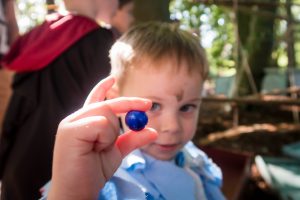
[46,0,55,13]
[133,0,170,24]
[237,0,278,96]
[46,0,54,4]
[286,0,296,68]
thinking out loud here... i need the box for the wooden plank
[202,96,300,106]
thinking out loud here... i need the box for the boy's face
[119,58,203,160]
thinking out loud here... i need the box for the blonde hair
[109,21,209,87]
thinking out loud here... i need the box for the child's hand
[48,76,158,200]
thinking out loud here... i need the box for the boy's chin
[141,148,178,161]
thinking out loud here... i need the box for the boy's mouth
[156,143,179,151]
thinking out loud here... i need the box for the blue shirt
[40,142,225,200]
[99,141,226,200]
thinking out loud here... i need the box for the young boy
[47,22,225,200]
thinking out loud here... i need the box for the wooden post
[286,0,299,123]
[46,0,56,14]
[286,0,296,68]
[133,0,170,24]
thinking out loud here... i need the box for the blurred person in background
[0,0,118,199]
[111,0,134,38]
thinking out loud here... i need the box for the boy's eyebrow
[144,96,163,101]
[144,96,202,103]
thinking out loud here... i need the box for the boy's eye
[180,104,197,113]
[150,102,161,112]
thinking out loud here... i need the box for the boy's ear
[106,83,120,99]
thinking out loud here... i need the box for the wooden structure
[203,92,300,127]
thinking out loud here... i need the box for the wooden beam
[193,0,300,8]
[202,96,300,106]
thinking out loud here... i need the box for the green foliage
[16,0,47,33]
[171,0,300,96]
[15,0,300,76]
[170,0,236,76]
[16,0,64,33]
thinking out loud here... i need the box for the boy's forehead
[133,55,191,74]
[123,61,203,97]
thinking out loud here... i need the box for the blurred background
[4,0,300,199]
[17,0,300,89]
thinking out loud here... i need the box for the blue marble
[125,110,148,131]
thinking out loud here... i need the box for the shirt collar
[121,149,179,172]
[120,149,146,171]
[120,141,208,171]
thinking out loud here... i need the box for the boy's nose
[160,113,181,134]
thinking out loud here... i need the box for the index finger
[104,97,152,114]
[67,97,152,123]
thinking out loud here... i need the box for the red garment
[2,13,99,72]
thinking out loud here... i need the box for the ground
[194,100,300,200]
[195,101,300,156]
